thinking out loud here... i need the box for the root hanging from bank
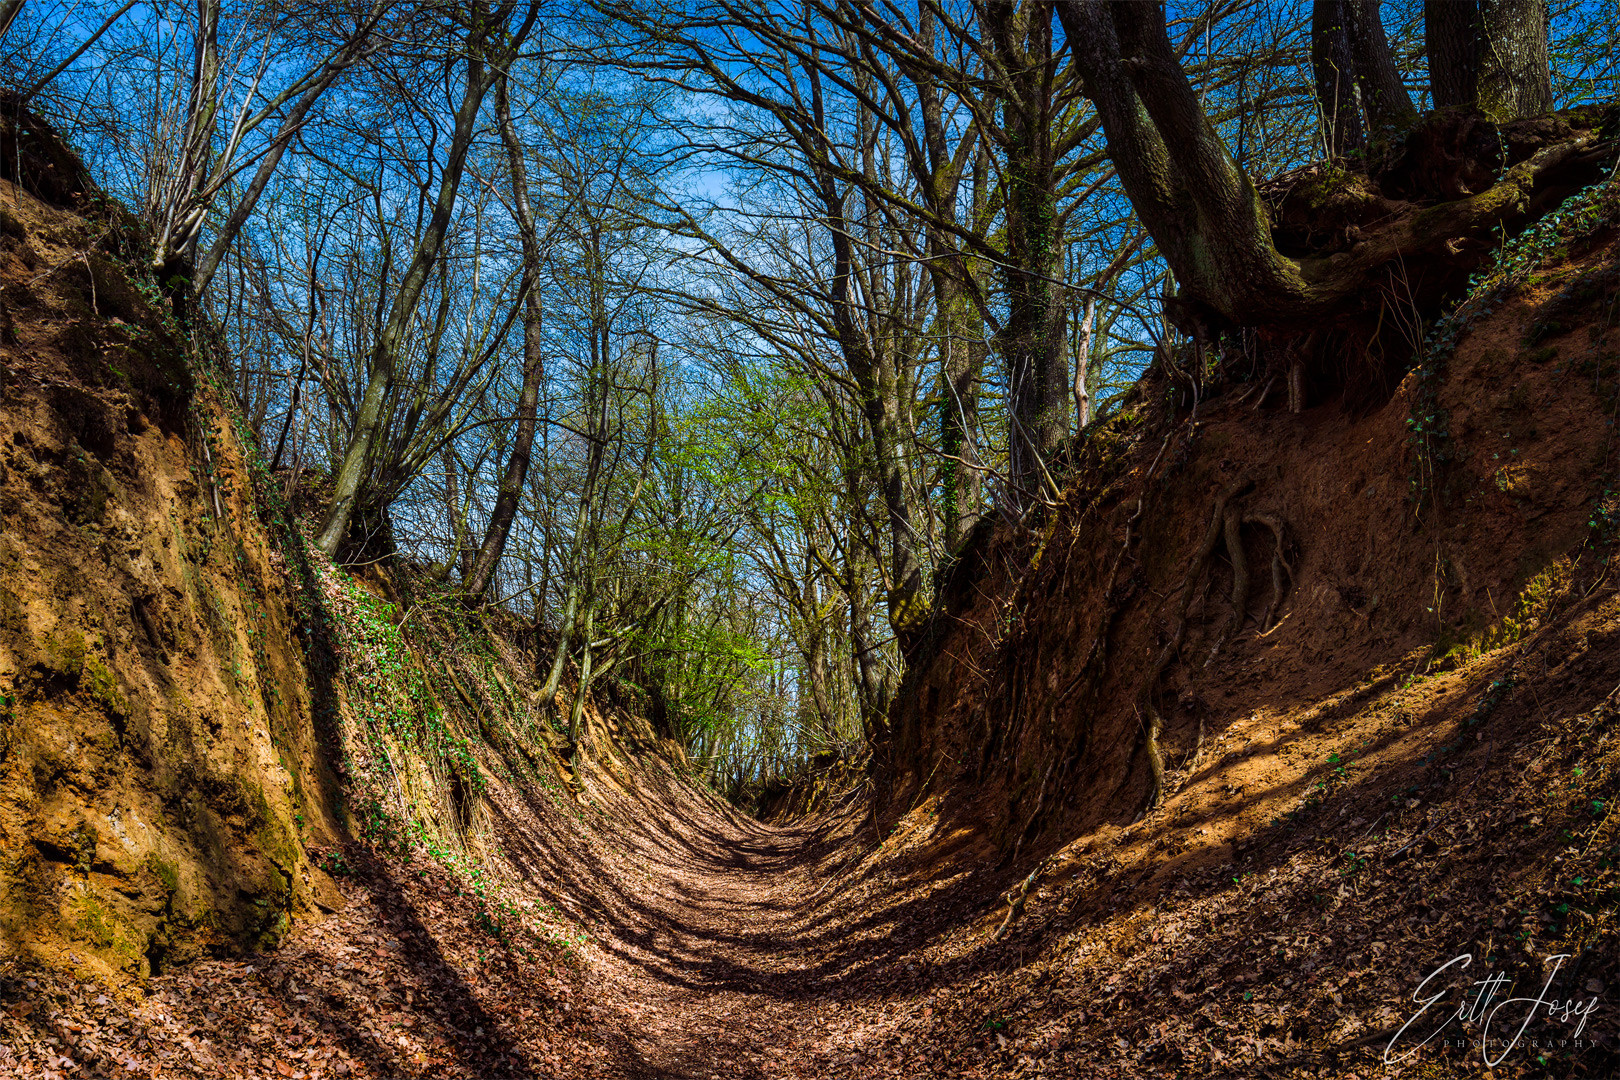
[1142,703,1167,813]
[1004,425,1182,862]
[1204,503,1251,666]
[1246,513,1295,632]
[1134,483,1297,816]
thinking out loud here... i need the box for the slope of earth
[0,105,345,986]
[7,604,1617,1080]
[5,107,1620,1080]
[851,177,1620,1077]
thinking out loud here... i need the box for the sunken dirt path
[0,759,1008,1080]
[570,775,985,1080]
[588,806,858,1078]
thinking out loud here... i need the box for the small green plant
[1590,488,1620,542]
[1406,179,1620,513]
[318,850,352,877]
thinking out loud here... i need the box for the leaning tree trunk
[313,44,495,558]
[1060,1,1313,330]
[190,7,383,297]
[1058,0,1600,355]
[0,0,25,41]
[150,0,221,288]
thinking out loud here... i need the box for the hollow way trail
[556,774,980,1080]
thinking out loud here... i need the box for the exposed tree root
[1245,513,1295,632]
[1152,482,1246,682]
[1204,503,1250,666]
[1004,426,1182,859]
[1142,703,1167,812]
[1206,509,1296,663]
[1128,483,1243,816]
[991,861,1045,941]
[1134,484,1297,815]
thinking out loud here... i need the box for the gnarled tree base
[1168,106,1618,409]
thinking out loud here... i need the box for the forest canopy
[3,0,1616,796]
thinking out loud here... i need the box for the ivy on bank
[1406,177,1620,514]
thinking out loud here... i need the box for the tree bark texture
[1312,2,1366,156]
[983,1,1070,498]
[1425,0,1551,121]
[1345,0,1418,136]
[1059,0,1593,353]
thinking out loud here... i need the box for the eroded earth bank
[3,106,1620,1080]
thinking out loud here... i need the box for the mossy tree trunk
[1058,0,1579,354]
[1426,0,1551,122]
[983,0,1070,500]
[1061,1,1314,328]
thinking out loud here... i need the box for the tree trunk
[1479,0,1552,119]
[0,0,25,41]
[441,442,470,581]
[567,606,595,782]
[150,0,221,287]
[805,623,836,743]
[935,272,985,551]
[1073,295,1095,429]
[539,358,608,705]
[538,572,581,704]
[313,38,495,558]
[190,7,382,297]
[911,5,984,551]
[848,554,891,744]
[1425,0,1551,121]
[1345,0,1417,136]
[1425,1,1479,110]
[465,75,546,603]
[1060,0,1591,351]
[845,337,926,650]
[1312,2,1366,157]
[804,60,928,652]
[1060,1,1313,330]
[984,1,1069,498]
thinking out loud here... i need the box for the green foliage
[325,573,484,797]
[317,850,352,878]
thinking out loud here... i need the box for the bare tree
[314,0,535,558]
[145,0,388,300]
